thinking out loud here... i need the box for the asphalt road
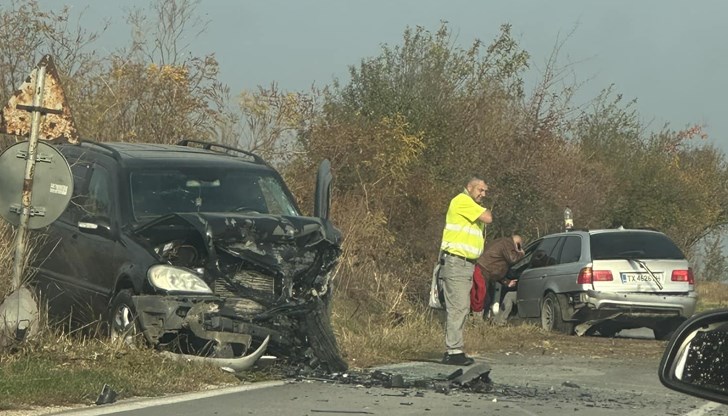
[47,342,726,416]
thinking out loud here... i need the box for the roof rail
[79,140,121,160]
[176,139,265,164]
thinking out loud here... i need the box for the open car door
[314,159,332,220]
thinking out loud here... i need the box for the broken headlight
[148,265,212,294]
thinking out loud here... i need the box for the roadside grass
[332,299,442,368]
[695,280,728,311]
[0,327,246,411]
[0,222,16,299]
[332,297,667,370]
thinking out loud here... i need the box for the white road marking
[684,401,723,416]
[49,381,286,416]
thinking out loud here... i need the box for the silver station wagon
[508,228,697,339]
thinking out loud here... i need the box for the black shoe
[441,352,475,366]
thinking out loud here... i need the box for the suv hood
[133,212,342,278]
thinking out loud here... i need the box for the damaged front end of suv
[131,210,346,372]
[123,160,347,372]
[35,140,347,373]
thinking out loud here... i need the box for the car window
[61,163,112,224]
[591,232,685,260]
[130,167,299,221]
[558,235,582,264]
[259,176,299,216]
[516,240,540,266]
[87,166,112,218]
[505,239,540,278]
[530,237,560,268]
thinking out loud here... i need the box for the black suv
[33,140,346,372]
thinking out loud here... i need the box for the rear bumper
[572,290,697,320]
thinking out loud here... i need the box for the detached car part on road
[507,228,696,339]
[32,140,347,372]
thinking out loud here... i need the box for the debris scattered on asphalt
[449,363,493,392]
[280,360,655,411]
[288,364,492,395]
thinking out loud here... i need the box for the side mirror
[77,216,114,238]
[314,159,332,220]
[659,309,728,405]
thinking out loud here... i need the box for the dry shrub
[328,191,442,366]
[331,193,426,314]
[332,301,442,368]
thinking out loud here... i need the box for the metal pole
[10,64,46,290]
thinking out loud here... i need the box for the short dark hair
[466,175,485,187]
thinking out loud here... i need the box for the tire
[540,293,574,335]
[300,297,348,372]
[595,322,620,338]
[109,289,143,347]
[653,319,682,341]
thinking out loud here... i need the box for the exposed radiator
[213,269,276,299]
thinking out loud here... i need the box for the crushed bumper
[569,290,697,335]
[161,335,271,372]
[131,294,272,369]
[578,290,698,319]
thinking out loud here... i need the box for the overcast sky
[43,0,728,154]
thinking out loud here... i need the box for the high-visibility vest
[440,192,486,259]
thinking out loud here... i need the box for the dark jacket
[475,237,524,283]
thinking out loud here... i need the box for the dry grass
[332,297,666,370]
[0,222,17,298]
[695,280,728,311]
[331,300,442,368]
[0,326,245,410]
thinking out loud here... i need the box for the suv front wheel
[541,293,574,335]
[109,289,143,347]
[297,297,348,372]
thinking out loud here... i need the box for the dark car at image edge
[31,139,347,372]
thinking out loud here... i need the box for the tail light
[577,268,614,284]
[594,270,613,281]
[671,269,695,285]
[577,267,592,284]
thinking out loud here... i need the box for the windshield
[130,167,299,221]
[590,232,685,260]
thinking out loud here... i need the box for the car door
[34,156,123,327]
[516,236,562,318]
[541,234,585,295]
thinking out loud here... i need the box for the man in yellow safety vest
[438,175,492,366]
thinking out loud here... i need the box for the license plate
[620,272,663,283]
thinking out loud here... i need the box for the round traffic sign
[0,141,73,229]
